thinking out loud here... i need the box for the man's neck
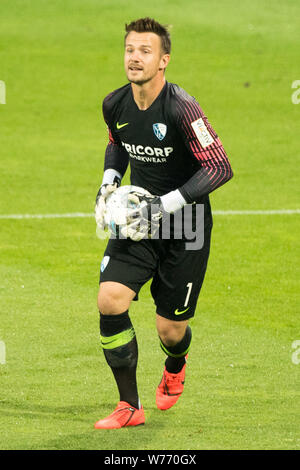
[131,76,166,111]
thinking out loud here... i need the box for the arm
[175,95,233,203]
[95,98,129,229]
[148,95,234,214]
[101,91,129,185]
[179,154,233,203]
[102,126,129,184]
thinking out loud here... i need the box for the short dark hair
[125,17,171,54]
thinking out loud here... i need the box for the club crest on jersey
[153,123,167,141]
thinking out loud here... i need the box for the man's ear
[159,54,170,71]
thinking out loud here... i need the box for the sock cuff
[101,327,136,350]
[99,311,136,350]
[99,310,131,336]
[160,325,192,358]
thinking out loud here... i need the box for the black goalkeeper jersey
[102,81,233,204]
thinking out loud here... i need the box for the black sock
[100,311,140,409]
[160,325,192,374]
[165,356,186,374]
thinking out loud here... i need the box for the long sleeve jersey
[102,81,233,204]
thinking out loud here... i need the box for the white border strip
[0,209,299,220]
[0,212,94,219]
[213,209,300,215]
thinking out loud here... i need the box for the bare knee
[97,282,136,315]
[156,315,189,347]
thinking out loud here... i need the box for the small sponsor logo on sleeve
[191,118,214,148]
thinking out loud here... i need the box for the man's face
[124,31,169,85]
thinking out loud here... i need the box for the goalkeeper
[94,17,233,429]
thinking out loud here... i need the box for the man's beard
[128,76,151,85]
[126,70,153,86]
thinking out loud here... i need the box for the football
[104,185,152,236]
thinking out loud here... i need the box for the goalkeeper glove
[95,176,121,230]
[121,189,187,241]
[120,191,165,241]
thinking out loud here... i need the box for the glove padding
[95,182,119,230]
[121,191,164,241]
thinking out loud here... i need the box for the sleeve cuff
[101,169,122,185]
[160,189,187,213]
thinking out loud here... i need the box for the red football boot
[94,401,145,429]
[156,357,187,410]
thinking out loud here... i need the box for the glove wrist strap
[101,169,122,186]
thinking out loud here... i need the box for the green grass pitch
[0,0,299,450]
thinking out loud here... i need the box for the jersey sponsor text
[121,141,173,163]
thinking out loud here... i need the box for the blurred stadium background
[0,0,299,450]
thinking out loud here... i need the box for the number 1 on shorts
[184,283,193,307]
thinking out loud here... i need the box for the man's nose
[130,50,141,61]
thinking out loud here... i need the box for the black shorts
[99,206,213,322]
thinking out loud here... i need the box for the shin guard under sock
[159,325,192,373]
[100,311,139,409]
